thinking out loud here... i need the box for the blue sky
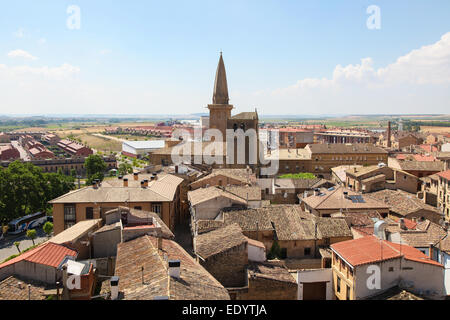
[1,0,450,115]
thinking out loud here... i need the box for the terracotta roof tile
[331,235,442,267]
[195,224,247,259]
[115,235,229,300]
[0,242,77,270]
[437,170,450,180]
[247,262,296,284]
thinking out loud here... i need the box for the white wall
[122,142,137,155]
[436,250,450,295]
[248,244,266,262]
[355,258,446,300]
[297,268,333,300]
[193,197,242,220]
[442,143,450,152]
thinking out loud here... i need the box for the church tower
[208,53,234,141]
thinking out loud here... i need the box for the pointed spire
[213,52,229,104]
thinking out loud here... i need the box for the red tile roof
[0,242,77,270]
[403,218,417,230]
[413,154,436,162]
[419,144,438,153]
[331,235,442,267]
[437,170,450,180]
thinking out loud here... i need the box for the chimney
[118,175,123,180]
[56,281,61,300]
[399,218,406,230]
[175,165,178,174]
[314,188,320,196]
[428,243,433,260]
[123,178,128,187]
[110,276,120,300]
[387,121,392,148]
[168,260,181,279]
[343,191,348,199]
[92,181,97,189]
[133,172,139,181]
[144,179,149,187]
[157,237,163,250]
[140,181,145,188]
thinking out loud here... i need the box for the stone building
[194,224,249,288]
[345,164,419,194]
[437,170,450,220]
[301,186,390,217]
[367,189,443,224]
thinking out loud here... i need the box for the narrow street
[10,140,30,161]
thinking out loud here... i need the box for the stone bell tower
[208,52,233,141]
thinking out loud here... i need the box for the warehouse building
[121,140,165,158]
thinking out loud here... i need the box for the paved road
[0,228,48,262]
[11,140,30,161]
[92,133,125,142]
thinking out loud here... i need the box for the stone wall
[200,243,248,288]
[237,276,297,300]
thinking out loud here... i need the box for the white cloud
[99,49,112,55]
[239,32,450,114]
[8,49,38,61]
[13,28,25,38]
[0,63,80,80]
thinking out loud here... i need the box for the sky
[0,0,450,116]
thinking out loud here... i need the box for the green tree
[14,241,20,254]
[70,168,77,177]
[26,229,37,246]
[86,172,105,186]
[0,161,75,225]
[43,222,53,238]
[267,240,282,260]
[84,155,107,179]
[118,163,133,176]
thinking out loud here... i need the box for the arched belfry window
[233,123,238,131]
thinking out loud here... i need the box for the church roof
[213,53,229,105]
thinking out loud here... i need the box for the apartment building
[49,172,184,234]
[437,170,450,220]
[57,139,93,157]
[330,235,445,300]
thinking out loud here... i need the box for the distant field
[420,126,450,134]
[53,130,122,153]
[78,134,122,153]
